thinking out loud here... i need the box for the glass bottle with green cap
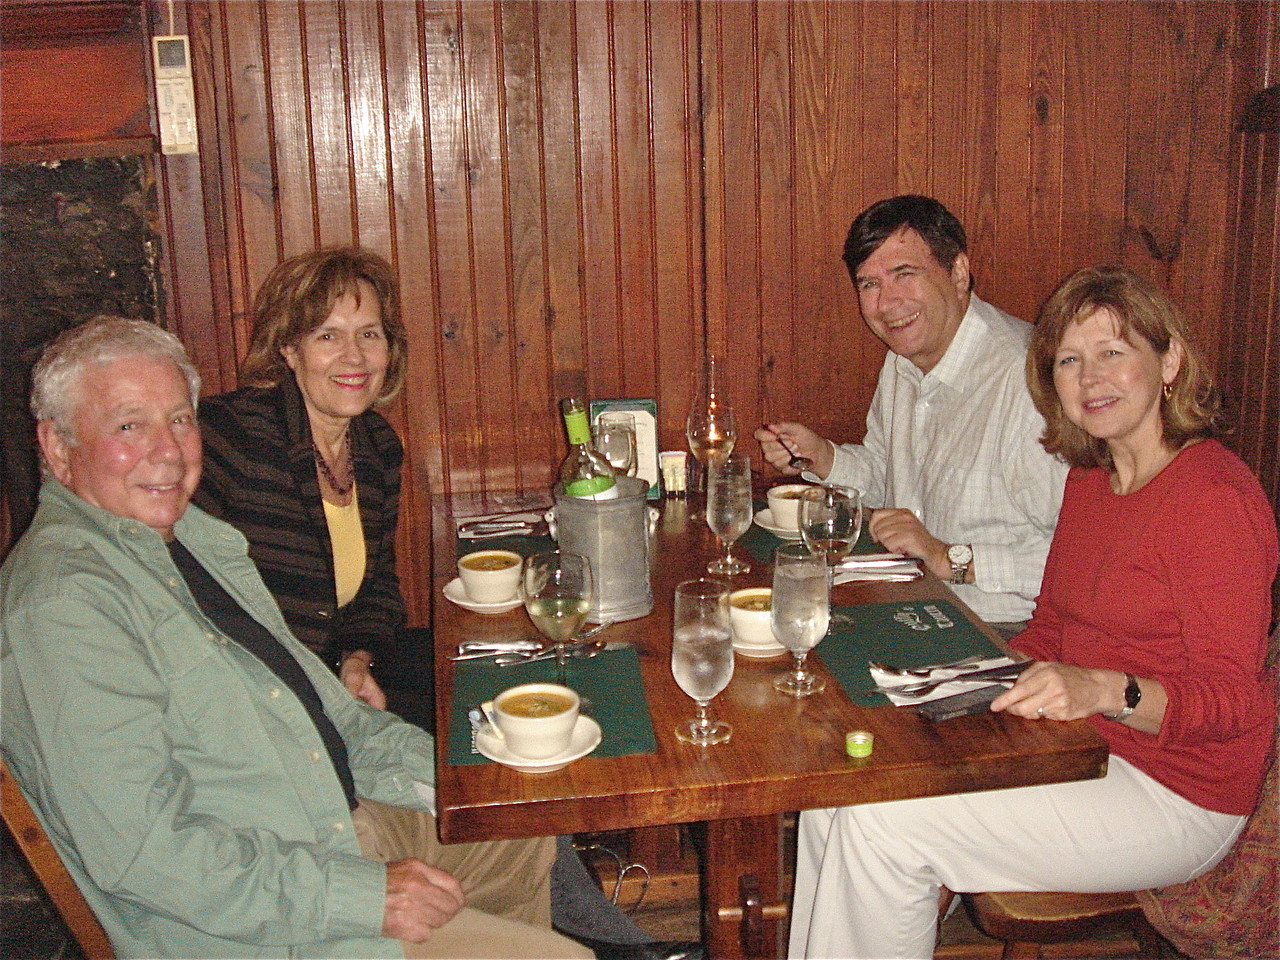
[559,397,619,500]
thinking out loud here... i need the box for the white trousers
[788,757,1244,960]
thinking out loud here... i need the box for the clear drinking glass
[671,578,734,745]
[592,412,639,477]
[771,543,830,696]
[706,452,753,575]
[799,485,862,626]
[686,355,736,471]
[521,551,593,681]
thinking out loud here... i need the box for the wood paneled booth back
[2,0,1277,625]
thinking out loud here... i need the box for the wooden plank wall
[156,0,1275,624]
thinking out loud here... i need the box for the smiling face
[39,355,202,540]
[852,227,971,372]
[1052,307,1182,459]
[280,279,389,436]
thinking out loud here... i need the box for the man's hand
[754,422,833,478]
[382,859,464,943]
[340,652,388,710]
[867,509,950,579]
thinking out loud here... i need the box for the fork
[867,655,986,678]
[886,661,1032,698]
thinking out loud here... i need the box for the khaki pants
[353,799,593,959]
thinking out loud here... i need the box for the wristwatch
[946,543,973,585]
[1105,673,1142,721]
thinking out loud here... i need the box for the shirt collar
[891,294,988,392]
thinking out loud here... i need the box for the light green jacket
[1,480,436,958]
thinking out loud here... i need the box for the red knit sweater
[1013,440,1277,815]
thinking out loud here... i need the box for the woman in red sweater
[787,266,1277,960]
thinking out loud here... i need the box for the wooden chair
[959,889,1164,959]
[1,757,114,959]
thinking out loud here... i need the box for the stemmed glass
[771,543,830,696]
[686,354,736,479]
[671,578,735,745]
[706,452,753,575]
[799,485,862,626]
[521,551,593,682]
[592,412,638,477]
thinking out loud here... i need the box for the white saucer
[733,640,788,659]
[475,716,602,773]
[443,577,523,615]
[754,508,802,539]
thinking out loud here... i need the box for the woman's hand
[991,662,1164,734]
[991,662,1121,721]
[340,651,388,710]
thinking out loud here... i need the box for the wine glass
[671,578,734,745]
[706,452,753,575]
[686,354,736,477]
[521,551,593,681]
[592,412,638,477]
[799,485,862,626]
[771,543,830,696]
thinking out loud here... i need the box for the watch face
[947,543,972,566]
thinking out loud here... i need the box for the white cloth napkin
[833,553,923,584]
[456,511,545,539]
[869,655,1019,705]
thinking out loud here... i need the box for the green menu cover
[815,599,1004,706]
[447,646,657,765]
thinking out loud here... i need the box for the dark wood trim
[0,0,141,48]
[1,136,156,162]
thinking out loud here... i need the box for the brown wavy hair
[1027,265,1223,470]
[239,247,407,404]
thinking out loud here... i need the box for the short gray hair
[31,316,202,444]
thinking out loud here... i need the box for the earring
[1162,382,1173,400]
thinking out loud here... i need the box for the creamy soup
[500,691,575,718]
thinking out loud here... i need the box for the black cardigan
[193,379,406,670]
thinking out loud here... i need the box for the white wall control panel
[153,35,198,155]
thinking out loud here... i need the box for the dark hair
[239,247,407,404]
[1027,265,1222,470]
[843,195,969,283]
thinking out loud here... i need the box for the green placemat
[447,646,657,765]
[815,599,1004,706]
[456,533,556,558]
[741,504,881,565]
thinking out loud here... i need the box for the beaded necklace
[313,432,354,497]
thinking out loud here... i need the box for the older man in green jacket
[0,317,589,960]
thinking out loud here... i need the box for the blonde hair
[239,247,407,403]
[1027,265,1222,469]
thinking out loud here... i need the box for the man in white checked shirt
[757,195,1067,636]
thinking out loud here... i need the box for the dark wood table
[432,494,1108,959]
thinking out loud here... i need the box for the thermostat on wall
[152,35,198,155]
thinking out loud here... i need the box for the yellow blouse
[321,486,367,608]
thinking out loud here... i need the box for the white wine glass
[706,452,753,575]
[671,578,734,745]
[686,354,736,475]
[799,485,862,626]
[521,551,593,682]
[771,543,830,697]
[592,412,638,477]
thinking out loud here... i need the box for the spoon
[888,661,1032,698]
